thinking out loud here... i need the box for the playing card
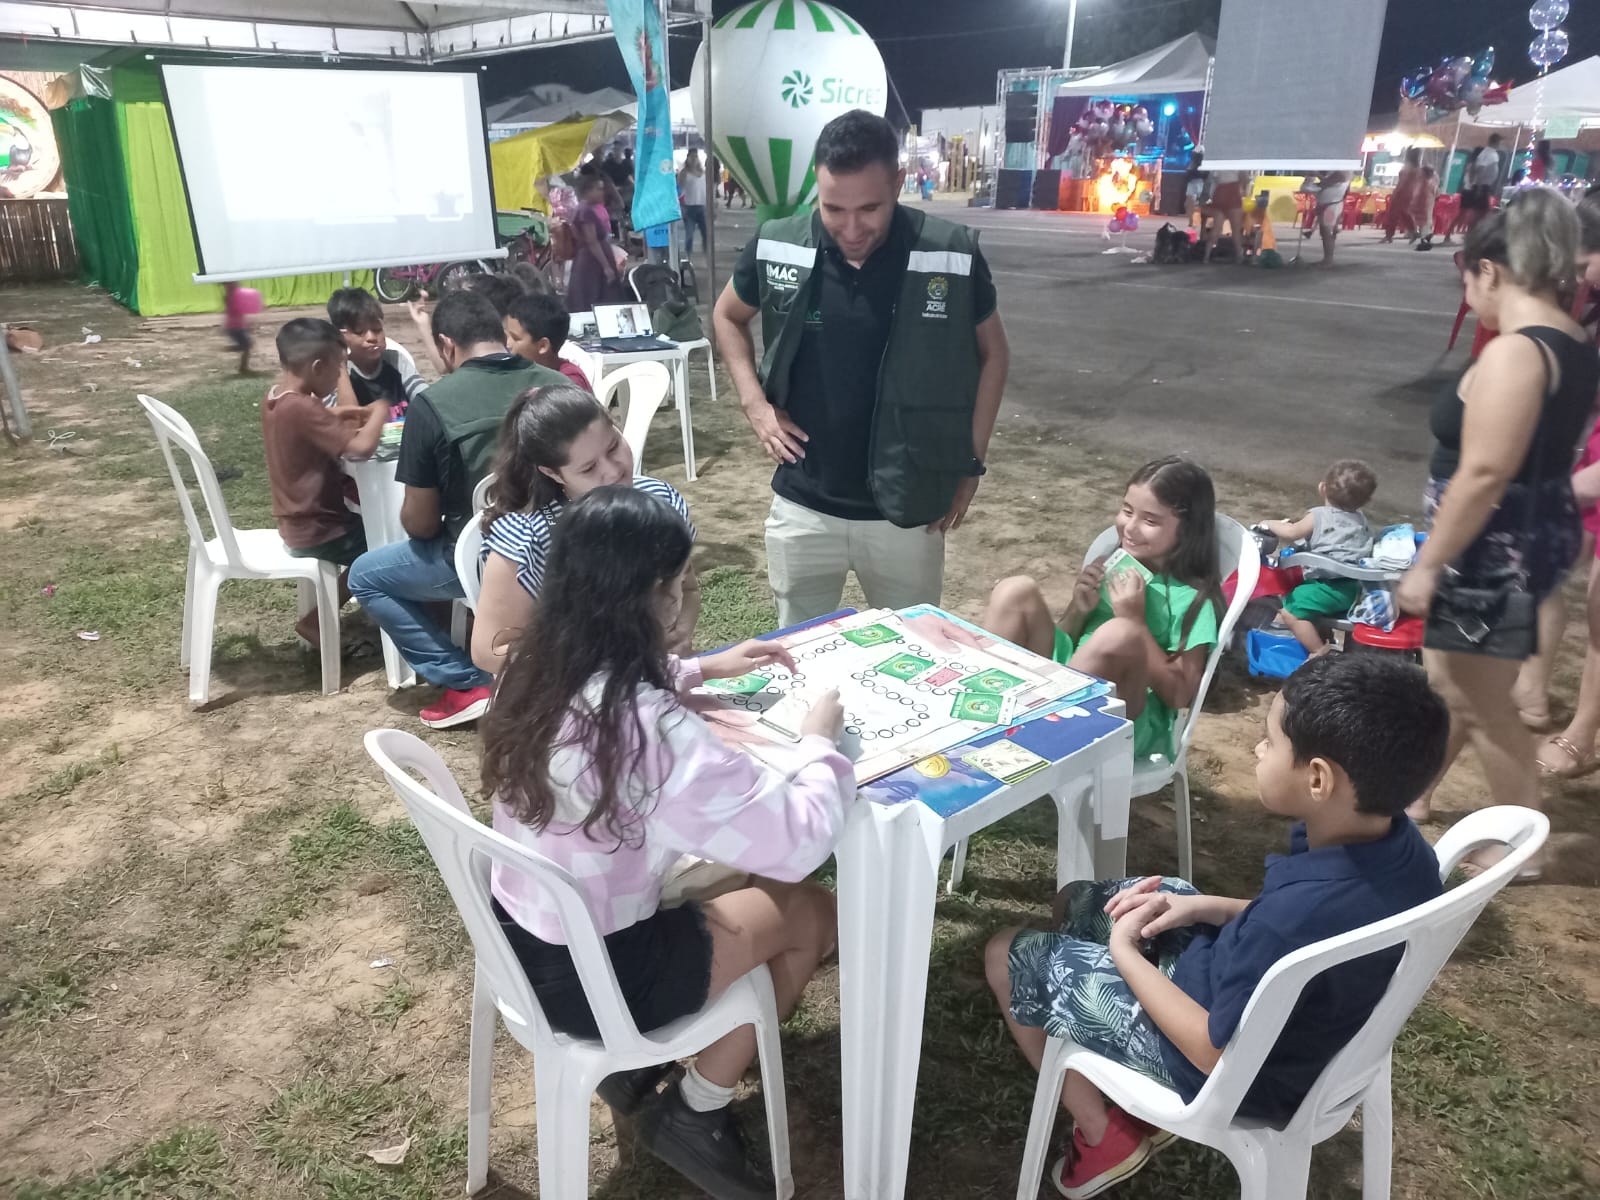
[951,691,1004,723]
[841,623,902,648]
[958,667,1027,695]
[875,652,937,682]
[704,672,771,694]
[1102,547,1154,583]
[964,740,1051,783]
[759,695,809,740]
[923,666,962,688]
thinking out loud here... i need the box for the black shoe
[596,1063,675,1117]
[635,1081,774,1200]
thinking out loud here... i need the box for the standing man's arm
[929,309,1009,534]
[713,272,810,465]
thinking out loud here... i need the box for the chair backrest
[136,394,245,566]
[472,472,497,513]
[363,728,657,1053]
[1190,805,1547,1131]
[598,361,673,474]
[455,511,488,610]
[1082,513,1259,761]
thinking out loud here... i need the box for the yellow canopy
[490,113,634,211]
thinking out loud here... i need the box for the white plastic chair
[599,360,673,474]
[363,729,794,1199]
[471,472,496,514]
[950,515,1258,890]
[455,510,488,611]
[138,394,340,705]
[1013,804,1548,1200]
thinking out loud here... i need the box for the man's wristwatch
[969,457,987,477]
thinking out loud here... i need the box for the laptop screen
[594,303,654,339]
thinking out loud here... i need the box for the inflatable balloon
[1107,217,1125,234]
[690,1,887,219]
[1124,212,1140,231]
[1399,47,1507,118]
[1529,0,1569,31]
[1529,28,1569,69]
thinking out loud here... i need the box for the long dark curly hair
[480,486,693,844]
[481,383,612,531]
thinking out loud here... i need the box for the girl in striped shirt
[480,486,853,1197]
[471,383,700,674]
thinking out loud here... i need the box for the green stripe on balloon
[735,1,769,30]
[769,137,793,207]
[797,160,818,206]
[774,0,796,30]
[835,7,862,34]
[804,1,834,31]
[725,135,772,205]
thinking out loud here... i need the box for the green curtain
[50,97,139,307]
[119,100,374,316]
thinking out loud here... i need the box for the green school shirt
[1053,574,1220,760]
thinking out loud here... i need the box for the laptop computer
[593,303,670,352]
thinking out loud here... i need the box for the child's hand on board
[699,638,796,681]
[1108,569,1147,621]
[800,689,844,741]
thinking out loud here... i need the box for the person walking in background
[1529,139,1553,185]
[713,109,1009,626]
[678,149,710,257]
[1396,190,1595,881]
[1441,135,1503,247]
[566,173,623,313]
[1382,148,1426,243]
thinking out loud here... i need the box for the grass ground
[2,281,1598,1198]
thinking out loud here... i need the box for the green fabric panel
[108,64,165,104]
[50,98,139,307]
[120,100,373,317]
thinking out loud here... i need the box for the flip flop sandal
[1537,735,1599,779]
[1518,707,1553,732]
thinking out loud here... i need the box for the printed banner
[606,0,681,231]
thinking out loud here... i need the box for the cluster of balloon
[1107,205,1141,235]
[1528,0,1569,72]
[1399,47,1510,118]
[1067,100,1155,159]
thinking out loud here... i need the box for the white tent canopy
[0,0,708,59]
[1053,32,1214,98]
[488,84,635,126]
[1462,55,1600,129]
[620,84,695,128]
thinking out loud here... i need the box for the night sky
[470,0,1600,123]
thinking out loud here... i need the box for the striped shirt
[490,656,857,941]
[483,476,693,600]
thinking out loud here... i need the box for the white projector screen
[161,64,501,281]
[1201,0,1389,171]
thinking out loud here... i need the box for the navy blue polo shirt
[1159,817,1441,1124]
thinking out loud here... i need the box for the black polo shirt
[733,208,997,521]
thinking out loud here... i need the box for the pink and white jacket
[491,656,856,943]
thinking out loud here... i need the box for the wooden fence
[0,199,78,283]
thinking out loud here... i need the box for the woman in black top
[1397,189,1595,879]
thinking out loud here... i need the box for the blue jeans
[349,537,488,691]
[683,204,708,254]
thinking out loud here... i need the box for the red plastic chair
[1351,616,1425,654]
[1430,193,1459,237]
[1341,192,1364,230]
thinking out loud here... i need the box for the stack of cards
[949,667,1028,725]
[964,739,1051,784]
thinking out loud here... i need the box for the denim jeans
[683,204,708,254]
[349,537,488,691]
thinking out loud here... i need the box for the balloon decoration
[1106,205,1141,235]
[1065,99,1154,160]
[690,0,887,220]
[1528,0,1570,72]
[1399,47,1511,119]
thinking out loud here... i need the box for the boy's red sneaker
[1049,1106,1153,1198]
[419,686,492,729]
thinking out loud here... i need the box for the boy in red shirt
[261,318,386,644]
[505,291,593,392]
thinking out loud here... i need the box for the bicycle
[372,258,486,304]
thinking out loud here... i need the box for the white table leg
[672,354,698,482]
[835,800,944,1200]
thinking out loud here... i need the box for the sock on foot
[680,1063,736,1113]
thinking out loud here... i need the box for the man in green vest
[349,289,564,728]
[713,109,1010,626]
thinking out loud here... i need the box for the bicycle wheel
[435,260,485,291]
[373,267,415,304]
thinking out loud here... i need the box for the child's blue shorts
[1007,877,1203,1088]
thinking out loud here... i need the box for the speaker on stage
[1031,169,1061,210]
[996,169,1033,210]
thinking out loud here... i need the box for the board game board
[690,607,1106,783]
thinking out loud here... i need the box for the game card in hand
[759,695,810,741]
[1102,547,1154,584]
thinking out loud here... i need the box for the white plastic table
[728,605,1135,1200]
[837,689,1133,1199]
[341,452,415,690]
[563,334,712,483]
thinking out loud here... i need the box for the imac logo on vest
[765,262,801,289]
[922,275,949,319]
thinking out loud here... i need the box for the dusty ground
[1,278,1598,1199]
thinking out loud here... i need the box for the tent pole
[702,13,719,346]
[0,325,33,443]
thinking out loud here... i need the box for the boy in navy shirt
[985,653,1449,1198]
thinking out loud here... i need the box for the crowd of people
[248,107,1600,1198]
